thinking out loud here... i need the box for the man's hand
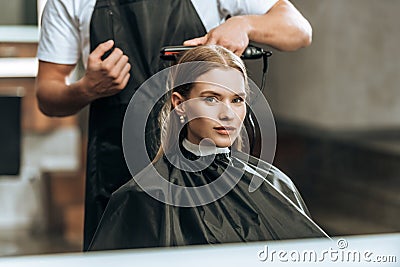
[183,16,250,56]
[184,0,312,53]
[82,40,131,101]
[36,40,131,117]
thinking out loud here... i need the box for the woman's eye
[233,97,244,103]
[204,96,217,103]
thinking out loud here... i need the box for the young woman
[88,45,328,251]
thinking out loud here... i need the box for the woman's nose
[218,102,235,121]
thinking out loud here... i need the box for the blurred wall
[0,2,23,25]
[0,0,37,25]
[265,0,400,130]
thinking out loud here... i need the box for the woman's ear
[171,92,185,115]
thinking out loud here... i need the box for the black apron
[85,0,206,251]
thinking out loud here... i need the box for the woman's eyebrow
[199,90,246,97]
[199,90,221,96]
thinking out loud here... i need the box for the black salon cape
[88,150,327,251]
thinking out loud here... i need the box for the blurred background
[0,0,399,257]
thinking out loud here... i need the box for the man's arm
[184,0,312,55]
[36,40,131,117]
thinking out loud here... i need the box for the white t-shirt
[37,0,278,68]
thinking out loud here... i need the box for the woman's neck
[182,139,230,156]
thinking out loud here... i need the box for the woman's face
[176,67,247,148]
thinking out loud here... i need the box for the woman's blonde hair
[153,45,248,161]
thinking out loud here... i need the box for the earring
[179,115,185,124]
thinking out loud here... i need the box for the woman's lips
[214,126,236,135]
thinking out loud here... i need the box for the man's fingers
[102,48,125,70]
[121,73,131,88]
[114,65,131,89]
[110,61,131,89]
[90,40,114,60]
[183,35,208,46]
[120,62,131,78]
[113,54,129,73]
[204,35,217,45]
[112,71,131,90]
[234,47,245,57]
[115,62,131,84]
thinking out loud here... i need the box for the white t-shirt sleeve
[191,0,279,32]
[218,0,279,17]
[37,0,81,65]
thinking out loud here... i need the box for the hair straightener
[160,45,269,60]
